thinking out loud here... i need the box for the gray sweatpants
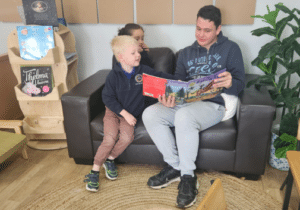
[142,101,225,176]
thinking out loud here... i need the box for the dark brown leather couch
[61,47,276,179]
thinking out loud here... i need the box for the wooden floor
[0,147,299,210]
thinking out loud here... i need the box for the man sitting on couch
[142,5,245,208]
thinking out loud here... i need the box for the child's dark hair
[197,5,221,28]
[118,23,144,36]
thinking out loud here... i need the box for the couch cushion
[170,118,237,151]
[200,118,237,151]
[91,111,237,151]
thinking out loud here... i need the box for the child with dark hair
[113,23,154,68]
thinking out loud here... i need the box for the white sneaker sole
[86,184,98,192]
[102,163,118,180]
[176,180,200,208]
[149,176,181,189]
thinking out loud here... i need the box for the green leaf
[281,88,294,98]
[287,23,299,34]
[286,61,300,79]
[254,84,262,91]
[295,8,300,15]
[268,89,279,99]
[283,46,294,62]
[276,15,293,39]
[274,57,286,67]
[286,97,300,110]
[246,78,259,88]
[252,39,281,65]
[251,57,262,67]
[280,133,297,144]
[292,41,300,57]
[281,34,298,50]
[275,3,292,14]
[291,81,300,92]
[275,146,289,158]
[257,62,270,74]
[273,94,285,104]
[277,72,290,91]
[269,58,278,74]
[280,113,298,136]
[259,80,275,86]
[274,136,289,149]
[254,4,281,28]
[275,144,296,159]
[264,10,280,28]
[251,15,264,19]
[251,27,276,37]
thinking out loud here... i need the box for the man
[142,5,245,208]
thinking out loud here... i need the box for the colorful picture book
[21,66,54,97]
[22,0,59,27]
[143,69,226,105]
[17,25,55,60]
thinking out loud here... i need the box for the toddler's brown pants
[93,107,134,166]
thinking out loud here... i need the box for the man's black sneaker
[176,174,199,208]
[103,159,118,180]
[147,165,181,189]
[84,171,100,192]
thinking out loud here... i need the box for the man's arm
[214,43,245,95]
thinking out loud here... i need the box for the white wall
[1,0,299,83]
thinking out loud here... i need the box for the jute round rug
[20,164,282,210]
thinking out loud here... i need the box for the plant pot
[269,132,289,171]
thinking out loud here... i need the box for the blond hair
[111,35,139,62]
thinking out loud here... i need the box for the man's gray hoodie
[175,31,245,106]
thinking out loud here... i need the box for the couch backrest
[148,47,176,75]
[112,47,177,75]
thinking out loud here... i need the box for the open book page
[143,69,226,104]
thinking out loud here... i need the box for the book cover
[22,0,59,27]
[143,69,226,105]
[17,25,55,60]
[21,66,54,97]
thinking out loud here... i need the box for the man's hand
[141,43,149,51]
[158,94,176,107]
[120,110,137,126]
[213,71,232,89]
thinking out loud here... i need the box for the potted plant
[247,3,300,170]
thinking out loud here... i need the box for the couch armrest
[234,74,276,175]
[61,70,110,160]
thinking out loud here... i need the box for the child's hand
[124,114,137,126]
[120,110,137,126]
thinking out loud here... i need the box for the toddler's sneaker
[84,171,99,192]
[103,159,118,180]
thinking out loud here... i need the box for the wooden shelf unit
[7,24,78,150]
